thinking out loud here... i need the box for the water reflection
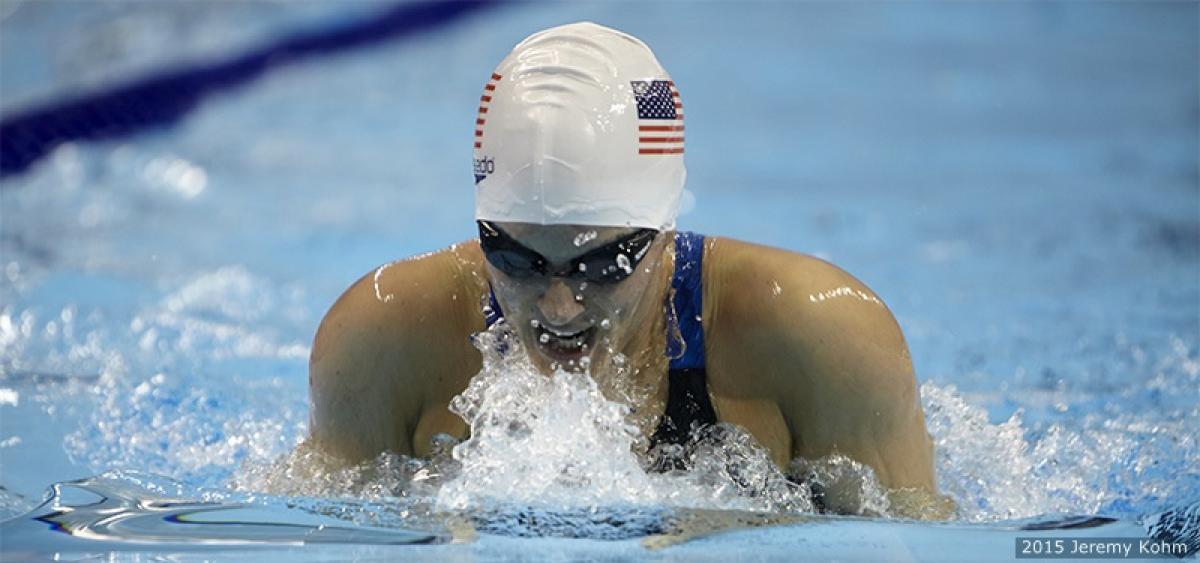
[807,285,883,305]
[3,475,443,550]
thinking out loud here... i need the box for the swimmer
[308,22,953,519]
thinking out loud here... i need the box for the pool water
[1,0,1197,558]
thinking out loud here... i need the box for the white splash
[434,321,814,516]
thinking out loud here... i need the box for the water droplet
[600,318,612,330]
[530,319,540,328]
[616,254,632,275]
[573,231,598,247]
[539,333,551,343]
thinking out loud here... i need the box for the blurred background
[1,0,1197,523]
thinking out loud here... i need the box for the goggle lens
[478,221,657,284]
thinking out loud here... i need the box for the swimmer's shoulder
[703,236,912,405]
[311,241,488,369]
[308,241,487,460]
[705,237,928,488]
[703,236,899,334]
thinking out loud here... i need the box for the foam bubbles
[438,323,661,510]
[434,322,819,525]
[65,369,304,488]
[923,379,1200,522]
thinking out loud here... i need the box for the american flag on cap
[475,73,501,149]
[632,80,683,155]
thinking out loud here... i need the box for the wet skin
[308,224,952,519]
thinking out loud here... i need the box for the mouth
[534,324,596,361]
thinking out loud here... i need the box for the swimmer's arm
[308,250,477,463]
[773,257,951,519]
[308,270,422,462]
[714,243,953,519]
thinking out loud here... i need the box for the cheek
[581,283,641,320]
[489,272,543,315]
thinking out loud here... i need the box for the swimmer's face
[480,221,671,374]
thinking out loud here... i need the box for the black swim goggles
[478,221,659,284]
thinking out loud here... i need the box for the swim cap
[472,22,686,230]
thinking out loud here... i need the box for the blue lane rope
[0,0,501,179]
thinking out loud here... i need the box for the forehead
[493,222,640,262]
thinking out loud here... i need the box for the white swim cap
[472,22,686,230]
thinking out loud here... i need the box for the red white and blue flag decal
[475,73,501,150]
[632,80,683,155]
[474,73,501,184]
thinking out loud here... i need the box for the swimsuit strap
[485,283,503,329]
[667,231,706,369]
[648,231,717,457]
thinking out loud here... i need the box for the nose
[538,278,585,326]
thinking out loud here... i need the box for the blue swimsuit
[484,231,719,448]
